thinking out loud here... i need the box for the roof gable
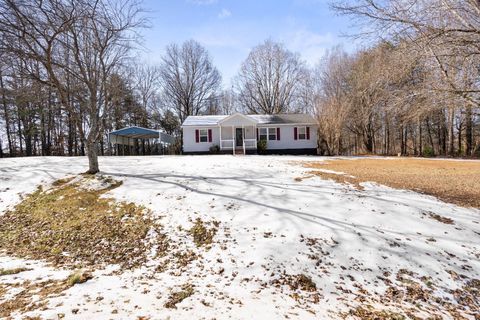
[218,113,258,126]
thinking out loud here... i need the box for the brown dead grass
[346,306,406,320]
[0,271,93,318]
[0,267,31,276]
[303,158,480,208]
[0,175,158,269]
[164,283,195,309]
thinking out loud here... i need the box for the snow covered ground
[0,155,479,319]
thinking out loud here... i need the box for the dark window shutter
[208,129,212,142]
[306,127,310,140]
[256,128,259,140]
[195,129,199,143]
[294,127,298,140]
[277,128,280,140]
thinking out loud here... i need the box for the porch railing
[220,138,257,155]
[220,139,234,151]
[243,139,257,150]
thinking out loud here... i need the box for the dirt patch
[0,175,160,269]
[269,272,321,308]
[302,158,480,208]
[428,212,455,225]
[66,270,93,286]
[306,171,364,190]
[286,274,317,292]
[271,273,318,293]
[164,283,194,309]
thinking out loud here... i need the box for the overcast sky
[140,0,355,88]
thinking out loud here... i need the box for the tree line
[0,0,479,173]
[0,0,313,173]
[314,0,480,157]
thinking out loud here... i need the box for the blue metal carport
[108,126,175,155]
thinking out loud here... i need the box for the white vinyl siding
[183,127,219,152]
[183,124,317,153]
[258,125,317,150]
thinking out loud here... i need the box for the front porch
[217,113,258,154]
[219,125,257,154]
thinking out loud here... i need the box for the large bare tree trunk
[86,140,99,174]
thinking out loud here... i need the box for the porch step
[234,148,245,155]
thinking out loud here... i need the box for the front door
[235,128,243,147]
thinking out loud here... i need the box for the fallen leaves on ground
[0,270,93,318]
[0,175,161,269]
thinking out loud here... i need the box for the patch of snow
[0,155,479,319]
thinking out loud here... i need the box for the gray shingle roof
[182,114,316,126]
[182,115,227,126]
[249,114,316,125]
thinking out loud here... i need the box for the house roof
[249,114,317,125]
[182,114,317,127]
[182,115,228,126]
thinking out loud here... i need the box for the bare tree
[313,46,351,155]
[159,40,221,122]
[132,62,160,115]
[235,40,308,114]
[0,0,145,172]
[218,88,239,115]
[331,0,480,155]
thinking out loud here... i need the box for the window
[259,128,267,141]
[259,127,278,141]
[298,127,306,140]
[199,129,208,142]
[268,128,277,140]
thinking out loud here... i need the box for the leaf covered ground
[0,175,159,269]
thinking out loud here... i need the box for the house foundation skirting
[183,148,318,155]
[261,148,318,155]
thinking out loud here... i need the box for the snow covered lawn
[0,155,479,319]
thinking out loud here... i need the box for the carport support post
[107,134,112,156]
[159,131,163,155]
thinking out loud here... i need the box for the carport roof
[109,126,161,139]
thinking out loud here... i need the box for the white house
[181,113,318,155]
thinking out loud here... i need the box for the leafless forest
[0,0,479,172]
[319,0,480,157]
